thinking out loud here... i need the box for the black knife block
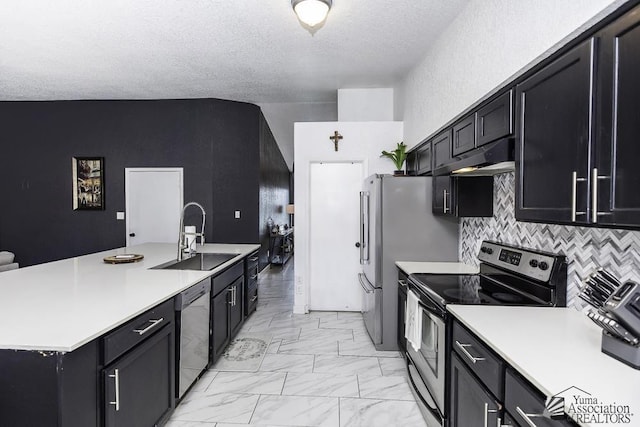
[601,331,640,369]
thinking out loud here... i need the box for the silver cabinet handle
[251,274,258,280]
[455,340,486,364]
[249,256,258,262]
[484,402,499,427]
[132,318,164,335]
[251,295,258,302]
[109,369,120,411]
[443,189,449,213]
[516,406,542,427]
[571,171,587,222]
[591,167,611,223]
[398,279,407,288]
[228,286,234,305]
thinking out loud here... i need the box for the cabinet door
[229,277,244,337]
[211,289,230,362]
[595,5,640,226]
[515,39,594,224]
[477,90,513,147]
[432,175,453,215]
[452,114,476,156]
[416,142,432,175]
[449,353,501,427]
[405,150,418,175]
[104,324,174,427]
[432,130,453,171]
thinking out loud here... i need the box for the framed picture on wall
[72,157,105,210]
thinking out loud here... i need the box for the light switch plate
[116,211,125,220]
[234,210,241,219]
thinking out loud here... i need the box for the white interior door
[125,168,183,246]
[309,162,363,311]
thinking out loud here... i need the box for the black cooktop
[409,273,544,308]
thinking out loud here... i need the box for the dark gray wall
[259,113,290,268]
[0,98,287,267]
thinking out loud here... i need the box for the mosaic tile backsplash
[459,172,640,308]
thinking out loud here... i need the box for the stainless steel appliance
[175,278,211,399]
[405,241,567,426]
[357,174,459,351]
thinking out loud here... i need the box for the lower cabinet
[449,353,501,427]
[244,250,259,317]
[101,299,175,427]
[450,319,579,427]
[211,261,245,363]
[103,324,174,427]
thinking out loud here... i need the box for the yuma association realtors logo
[545,386,634,424]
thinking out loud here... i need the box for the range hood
[433,137,515,177]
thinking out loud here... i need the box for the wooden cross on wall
[329,131,343,152]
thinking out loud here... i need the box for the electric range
[403,240,567,427]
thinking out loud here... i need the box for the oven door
[406,300,446,418]
[407,354,445,426]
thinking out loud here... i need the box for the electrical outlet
[116,212,125,220]
[234,210,241,219]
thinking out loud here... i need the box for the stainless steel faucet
[177,202,206,261]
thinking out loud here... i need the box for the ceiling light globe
[293,0,331,27]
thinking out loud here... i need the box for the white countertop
[0,243,259,352]
[448,305,640,427]
[395,261,479,275]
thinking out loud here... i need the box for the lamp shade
[286,204,295,215]
[292,0,332,27]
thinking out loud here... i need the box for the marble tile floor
[166,259,427,427]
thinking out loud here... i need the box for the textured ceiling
[0,0,469,103]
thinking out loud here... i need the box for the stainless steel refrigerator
[357,174,459,351]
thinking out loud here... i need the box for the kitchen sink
[152,253,238,271]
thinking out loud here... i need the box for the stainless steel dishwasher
[175,278,211,399]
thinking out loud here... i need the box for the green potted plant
[381,142,408,176]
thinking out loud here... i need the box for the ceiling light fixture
[292,0,332,29]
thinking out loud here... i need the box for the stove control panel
[478,241,555,282]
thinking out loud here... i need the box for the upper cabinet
[515,39,594,224]
[432,129,453,171]
[476,90,513,147]
[452,114,476,157]
[516,3,640,228]
[594,6,640,226]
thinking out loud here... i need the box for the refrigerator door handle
[360,191,370,264]
[358,273,375,294]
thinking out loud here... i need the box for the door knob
[355,242,361,248]
[129,233,136,237]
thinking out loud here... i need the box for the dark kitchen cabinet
[477,90,513,147]
[405,150,418,175]
[432,130,453,171]
[212,289,230,360]
[211,261,244,363]
[449,353,501,427]
[593,5,640,226]
[416,141,433,175]
[245,251,259,317]
[103,324,174,427]
[517,4,640,229]
[452,114,476,156]
[449,319,579,427]
[505,368,577,427]
[515,38,594,224]
[229,276,244,337]
[432,176,493,217]
[102,300,175,427]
